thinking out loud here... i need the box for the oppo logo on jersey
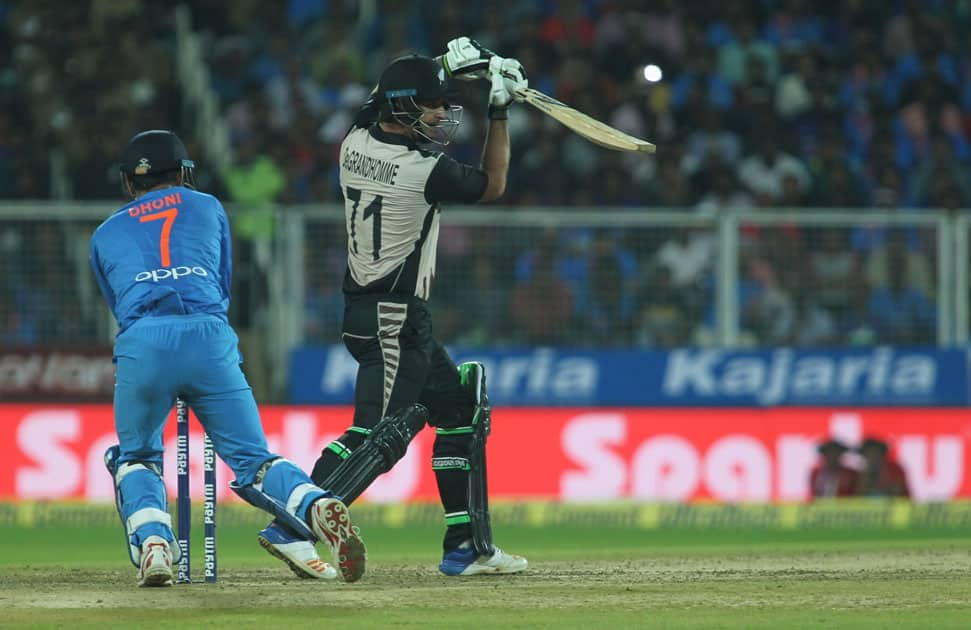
[134,266,209,282]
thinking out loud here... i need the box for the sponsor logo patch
[134,266,209,282]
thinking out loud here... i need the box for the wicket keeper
[91,130,365,586]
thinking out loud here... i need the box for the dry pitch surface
[2,521,970,628]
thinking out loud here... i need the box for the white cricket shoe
[439,542,528,576]
[258,522,338,580]
[309,498,367,582]
[138,536,174,587]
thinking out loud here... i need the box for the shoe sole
[139,566,174,587]
[444,565,525,576]
[312,499,367,583]
[443,566,529,576]
[257,535,317,580]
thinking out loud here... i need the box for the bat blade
[516,88,656,154]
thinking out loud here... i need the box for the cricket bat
[515,88,656,154]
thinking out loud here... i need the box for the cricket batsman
[301,37,529,575]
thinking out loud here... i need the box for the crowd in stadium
[1,0,966,348]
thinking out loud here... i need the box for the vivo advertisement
[3,405,969,503]
[289,346,971,407]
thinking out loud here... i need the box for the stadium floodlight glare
[642,64,663,83]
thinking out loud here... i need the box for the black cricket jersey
[339,123,488,300]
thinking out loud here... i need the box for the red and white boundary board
[2,405,969,502]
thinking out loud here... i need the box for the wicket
[175,397,218,583]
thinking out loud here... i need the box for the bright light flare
[642,64,663,83]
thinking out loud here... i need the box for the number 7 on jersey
[139,208,179,267]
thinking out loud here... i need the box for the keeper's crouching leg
[104,445,180,568]
[238,458,359,581]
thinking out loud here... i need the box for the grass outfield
[1,509,970,628]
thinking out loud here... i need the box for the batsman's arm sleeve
[89,241,117,312]
[424,154,488,205]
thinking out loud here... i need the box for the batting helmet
[375,55,462,145]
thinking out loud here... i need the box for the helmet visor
[389,96,463,146]
[416,103,463,146]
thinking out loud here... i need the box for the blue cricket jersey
[89,186,232,334]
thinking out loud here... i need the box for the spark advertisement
[2,405,968,502]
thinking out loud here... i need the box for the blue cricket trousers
[114,313,273,485]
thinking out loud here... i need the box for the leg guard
[229,458,321,542]
[459,361,493,556]
[321,403,429,504]
[104,445,180,568]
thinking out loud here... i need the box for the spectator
[308,20,367,87]
[840,282,878,346]
[716,15,779,86]
[634,266,692,348]
[566,230,639,325]
[647,159,694,207]
[303,266,344,344]
[734,56,776,127]
[596,165,645,207]
[811,161,866,207]
[855,437,911,498]
[209,38,252,107]
[694,168,754,215]
[867,245,935,344]
[763,0,825,51]
[222,134,285,231]
[640,0,686,64]
[451,254,511,347]
[671,47,733,113]
[864,228,933,297]
[743,274,795,346]
[775,50,815,119]
[510,242,574,346]
[809,228,861,324]
[737,134,811,205]
[776,172,809,208]
[786,286,838,347]
[6,0,970,221]
[908,134,971,207]
[222,134,285,398]
[540,0,595,54]
[809,439,859,499]
[867,164,904,209]
[0,286,38,345]
[653,227,715,292]
[582,251,635,347]
[265,58,323,131]
[681,107,741,178]
[5,0,971,363]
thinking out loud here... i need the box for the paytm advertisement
[289,346,970,407]
[2,405,968,503]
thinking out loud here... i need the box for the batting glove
[440,36,496,80]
